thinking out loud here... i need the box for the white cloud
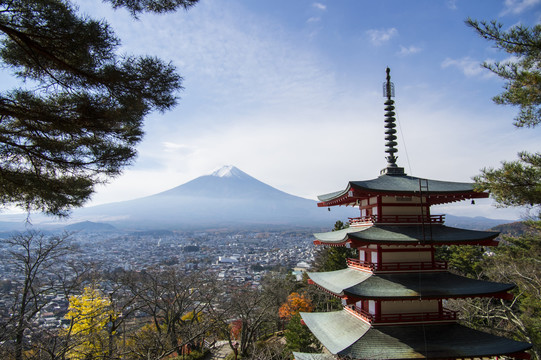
[500,54,521,66]
[307,17,321,23]
[312,3,327,11]
[132,2,338,117]
[366,28,398,46]
[446,0,458,10]
[162,142,194,155]
[441,57,486,77]
[397,45,422,56]
[501,0,541,15]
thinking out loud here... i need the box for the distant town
[0,228,318,330]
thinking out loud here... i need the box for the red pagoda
[294,69,532,360]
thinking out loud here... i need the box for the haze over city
[5,0,540,220]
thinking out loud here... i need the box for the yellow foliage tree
[65,286,116,360]
[181,310,203,322]
[279,292,314,321]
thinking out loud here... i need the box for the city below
[0,227,317,330]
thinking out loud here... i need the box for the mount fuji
[59,165,357,230]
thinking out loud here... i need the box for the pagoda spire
[381,67,405,175]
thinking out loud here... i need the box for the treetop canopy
[0,0,197,216]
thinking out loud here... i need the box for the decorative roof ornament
[381,67,405,176]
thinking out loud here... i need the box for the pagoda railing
[345,305,373,322]
[377,308,457,323]
[347,258,447,272]
[346,258,374,271]
[348,305,457,324]
[349,214,444,226]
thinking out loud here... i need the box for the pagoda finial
[381,67,405,176]
[384,67,394,100]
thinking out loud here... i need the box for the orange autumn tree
[230,319,242,340]
[279,292,314,321]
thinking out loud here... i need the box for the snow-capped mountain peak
[211,165,244,178]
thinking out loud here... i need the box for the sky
[12,0,541,220]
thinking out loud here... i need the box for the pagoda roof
[314,224,499,246]
[292,353,334,360]
[301,309,371,355]
[307,269,514,299]
[317,174,488,207]
[301,310,531,359]
[308,268,371,296]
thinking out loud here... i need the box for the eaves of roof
[301,310,531,359]
[314,224,499,246]
[317,174,488,204]
[307,270,514,299]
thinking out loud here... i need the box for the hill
[443,214,513,231]
[490,221,533,236]
[64,221,117,233]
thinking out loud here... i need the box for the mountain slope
[153,165,297,200]
[70,166,356,229]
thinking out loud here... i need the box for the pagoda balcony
[347,258,448,272]
[376,308,457,323]
[346,305,457,324]
[349,214,445,227]
[345,305,373,323]
[346,258,374,271]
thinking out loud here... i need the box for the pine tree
[459,20,541,359]
[466,20,541,128]
[285,313,320,354]
[0,0,197,216]
[467,19,541,217]
[474,152,541,214]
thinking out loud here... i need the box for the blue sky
[56,0,541,219]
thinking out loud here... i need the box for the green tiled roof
[308,270,514,299]
[301,310,371,354]
[343,323,531,359]
[308,268,371,295]
[318,174,479,202]
[314,224,498,245]
[346,272,513,299]
[301,310,531,359]
[313,227,365,243]
[292,353,335,360]
[351,175,475,193]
